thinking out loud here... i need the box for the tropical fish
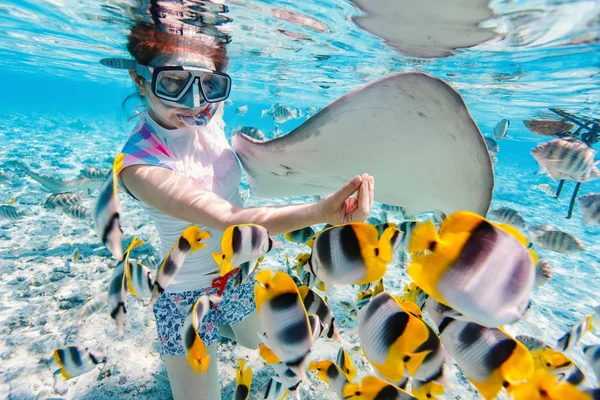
[342,375,417,400]
[381,204,404,214]
[0,170,11,183]
[254,270,312,382]
[408,211,536,327]
[516,335,549,352]
[359,293,447,384]
[336,347,356,381]
[493,119,510,140]
[532,183,557,197]
[309,360,350,399]
[212,223,278,282]
[305,222,396,285]
[80,167,110,181]
[300,268,326,292]
[64,204,91,220]
[578,193,600,227]
[150,226,211,307]
[126,262,154,298]
[555,309,598,351]
[531,347,586,387]
[10,160,102,193]
[583,345,600,384]
[532,138,600,182]
[43,192,83,209]
[258,343,302,393]
[53,346,104,379]
[298,286,341,342]
[234,359,252,400]
[108,236,144,336]
[235,105,248,116]
[0,205,25,221]
[260,378,288,400]
[236,126,265,141]
[71,248,79,263]
[224,99,233,106]
[427,299,534,400]
[93,154,124,261]
[488,206,526,229]
[535,258,553,287]
[401,282,428,310]
[284,226,316,244]
[484,136,499,153]
[509,368,591,400]
[411,380,445,400]
[262,105,296,124]
[182,295,219,375]
[528,225,585,253]
[397,221,417,251]
[375,222,404,252]
[426,299,534,400]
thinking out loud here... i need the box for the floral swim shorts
[152,269,256,355]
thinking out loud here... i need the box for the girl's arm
[120,165,374,236]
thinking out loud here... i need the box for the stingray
[233,72,494,217]
[350,0,496,58]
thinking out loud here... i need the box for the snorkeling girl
[105,23,374,399]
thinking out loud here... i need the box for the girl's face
[138,52,218,130]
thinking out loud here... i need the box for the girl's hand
[317,173,375,225]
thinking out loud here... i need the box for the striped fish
[108,236,144,336]
[531,183,557,197]
[426,299,534,400]
[93,154,124,261]
[305,222,396,285]
[260,378,288,400]
[234,359,252,400]
[272,106,294,123]
[44,192,83,209]
[535,258,553,287]
[212,224,279,283]
[53,346,104,379]
[484,136,499,153]
[336,347,356,381]
[254,270,312,382]
[182,295,219,375]
[258,343,302,393]
[342,375,416,400]
[80,167,110,182]
[284,226,316,244]
[578,193,600,227]
[298,286,341,342]
[359,293,447,384]
[488,206,526,229]
[555,309,598,351]
[411,380,445,400]
[237,126,265,141]
[583,345,600,385]
[532,137,600,182]
[493,119,509,140]
[515,335,549,352]
[409,212,536,327]
[64,204,91,220]
[528,225,585,253]
[530,348,586,388]
[126,262,154,298]
[150,226,211,307]
[309,360,350,399]
[0,205,25,221]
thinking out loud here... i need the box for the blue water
[1,0,599,399]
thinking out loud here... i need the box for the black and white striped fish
[493,119,509,140]
[488,207,526,229]
[80,167,110,182]
[532,137,600,182]
[44,192,83,209]
[126,262,154,298]
[309,360,350,399]
[298,286,341,342]
[535,258,553,287]
[93,154,124,260]
[583,345,600,385]
[554,308,598,351]
[64,204,91,220]
[150,226,211,307]
[336,347,356,382]
[236,126,265,141]
[578,193,600,227]
[0,205,25,221]
[53,346,104,379]
[528,224,585,253]
[531,183,557,197]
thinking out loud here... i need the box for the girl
[107,23,374,399]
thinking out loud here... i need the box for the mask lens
[155,70,192,99]
[200,73,230,102]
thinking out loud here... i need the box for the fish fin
[408,220,439,254]
[306,238,314,248]
[60,368,74,379]
[236,359,252,392]
[125,263,139,297]
[124,236,144,256]
[400,299,423,319]
[501,340,534,382]
[284,232,293,242]
[259,343,281,364]
[215,255,235,277]
[376,226,398,263]
[253,284,268,313]
[470,378,504,400]
[297,285,309,300]
[404,350,430,376]
[315,280,326,292]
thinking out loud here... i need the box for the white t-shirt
[119,109,243,292]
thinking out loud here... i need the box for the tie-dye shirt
[119,109,243,292]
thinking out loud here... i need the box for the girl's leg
[163,344,221,400]
[230,310,262,350]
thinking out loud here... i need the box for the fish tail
[53,350,63,368]
[376,227,397,263]
[404,350,429,376]
[236,359,253,391]
[284,232,293,242]
[259,344,281,364]
[187,337,210,375]
[408,220,439,254]
[586,314,594,331]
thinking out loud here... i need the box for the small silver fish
[535,258,552,287]
[272,106,293,123]
[44,192,84,209]
[0,205,25,220]
[488,207,526,229]
[515,335,549,352]
[578,193,600,227]
[493,119,509,140]
[531,183,557,197]
[532,137,600,182]
[80,167,110,182]
[237,126,265,141]
[64,204,91,220]
[284,226,316,244]
[484,136,499,153]
[555,310,596,352]
[235,105,248,116]
[528,225,585,253]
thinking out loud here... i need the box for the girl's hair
[126,22,229,72]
